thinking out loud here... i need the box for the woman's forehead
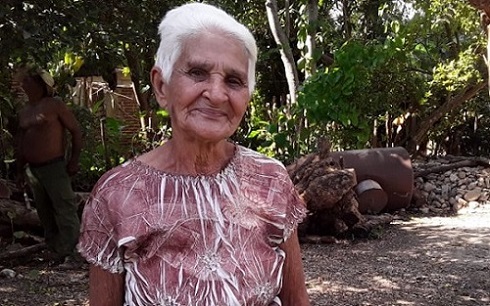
[179,33,248,65]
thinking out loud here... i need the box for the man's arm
[89,264,125,306]
[57,101,82,175]
[279,229,311,306]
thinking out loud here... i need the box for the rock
[424,182,437,192]
[452,200,463,211]
[478,193,489,202]
[464,189,482,202]
[0,268,16,278]
[457,197,468,207]
[429,207,443,213]
[449,174,459,182]
[441,185,450,199]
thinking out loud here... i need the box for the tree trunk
[304,0,318,79]
[265,0,299,105]
[409,81,487,154]
[341,0,352,40]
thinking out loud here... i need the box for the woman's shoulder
[237,146,285,167]
[235,145,289,178]
[91,159,147,192]
[86,159,157,215]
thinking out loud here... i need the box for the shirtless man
[16,69,82,261]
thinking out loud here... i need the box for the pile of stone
[412,157,490,214]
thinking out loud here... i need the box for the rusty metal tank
[354,179,388,213]
[330,147,413,212]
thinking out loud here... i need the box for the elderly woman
[78,3,310,306]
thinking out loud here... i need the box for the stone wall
[413,157,490,214]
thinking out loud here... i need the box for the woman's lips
[193,108,227,118]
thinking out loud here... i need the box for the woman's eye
[187,69,208,81]
[226,77,245,88]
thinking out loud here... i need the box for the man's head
[20,68,55,99]
[154,3,257,94]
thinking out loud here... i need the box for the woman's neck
[140,139,236,176]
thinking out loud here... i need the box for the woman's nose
[203,76,228,104]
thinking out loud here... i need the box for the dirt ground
[1,206,489,306]
[304,205,490,306]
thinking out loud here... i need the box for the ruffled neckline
[127,144,241,180]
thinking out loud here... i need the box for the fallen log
[0,199,41,230]
[0,242,46,260]
[414,158,490,177]
[289,140,372,238]
[289,140,401,239]
[0,192,90,231]
[288,144,357,212]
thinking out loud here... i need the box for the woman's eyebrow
[185,60,213,70]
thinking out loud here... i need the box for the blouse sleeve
[77,187,125,274]
[282,172,308,241]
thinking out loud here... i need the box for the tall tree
[265,0,299,105]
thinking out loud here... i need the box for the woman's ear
[150,67,168,109]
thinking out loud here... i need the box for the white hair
[154,2,258,94]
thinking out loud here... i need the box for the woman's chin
[180,123,236,142]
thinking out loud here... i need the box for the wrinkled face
[155,32,251,143]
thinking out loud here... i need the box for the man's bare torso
[19,98,66,164]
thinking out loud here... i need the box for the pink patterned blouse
[78,145,306,306]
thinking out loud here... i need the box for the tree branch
[412,81,487,148]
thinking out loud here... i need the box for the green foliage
[236,90,313,164]
[1,0,489,175]
[130,109,172,156]
[71,104,126,192]
[298,34,423,149]
[0,90,16,178]
[47,52,84,99]
[430,46,484,93]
